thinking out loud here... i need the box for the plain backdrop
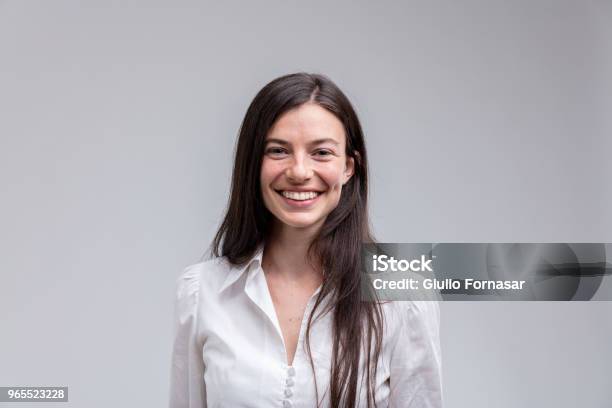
[1,1,611,407]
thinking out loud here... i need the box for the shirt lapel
[244,258,285,342]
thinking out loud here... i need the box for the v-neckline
[267,281,323,366]
[243,260,325,365]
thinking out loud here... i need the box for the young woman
[169,73,442,407]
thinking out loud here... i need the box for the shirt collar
[218,244,264,294]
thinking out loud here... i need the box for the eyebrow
[265,137,340,146]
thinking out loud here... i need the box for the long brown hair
[212,73,383,407]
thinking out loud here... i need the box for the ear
[343,153,356,184]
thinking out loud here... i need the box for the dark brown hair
[212,73,383,407]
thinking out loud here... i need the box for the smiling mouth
[276,190,322,201]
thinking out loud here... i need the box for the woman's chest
[199,298,333,407]
[197,297,392,408]
[268,283,317,367]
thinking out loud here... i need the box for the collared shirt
[169,246,443,408]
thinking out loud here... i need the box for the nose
[285,153,313,183]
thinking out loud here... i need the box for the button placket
[280,288,322,408]
[282,365,296,407]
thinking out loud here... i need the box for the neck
[262,221,323,284]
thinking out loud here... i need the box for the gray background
[1,0,611,407]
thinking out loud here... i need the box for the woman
[169,73,442,407]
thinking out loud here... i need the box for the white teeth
[281,191,320,201]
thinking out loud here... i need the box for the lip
[275,188,324,193]
[275,190,323,208]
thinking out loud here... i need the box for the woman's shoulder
[175,256,233,300]
[381,300,442,364]
[381,300,440,337]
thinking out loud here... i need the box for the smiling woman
[169,73,442,408]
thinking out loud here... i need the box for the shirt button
[282,399,293,408]
[286,378,294,387]
[284,388,293,398]
[287,366,296,377]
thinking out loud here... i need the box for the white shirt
[169,245,443,408]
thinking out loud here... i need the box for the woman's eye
[314,149,333,157]
[266,147,287,155]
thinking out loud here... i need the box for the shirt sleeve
[169,265,207,408]
[388,300,443,408]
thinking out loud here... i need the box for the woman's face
[260,103,354,232]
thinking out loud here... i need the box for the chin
[277,215,324,230]
[283,220,320,230]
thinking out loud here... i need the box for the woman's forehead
[267,104,345,145]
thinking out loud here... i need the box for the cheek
[319,164,344,189]
[318,165,346,192]
[260,160,279,186]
